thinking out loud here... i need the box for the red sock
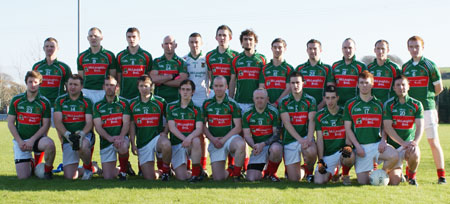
[118,153,129,173]
[243,157,249,171]
[157,158,163,170]
[233,166,242,177]
[302,164,312,176]
[267,161,281,176]
[83,162,92,171]
[409,171,417,180]
[187,159,191,170]
[34,152,45,165]
[227,167,234,177]
[44,164,53,173]
[192,165,201,177]
[437,169,445,178]
[200,157,207,170]
[373,162,378,170]
[342,165,351,176]
[228,155,235,166]
[161,162,170,174]
[263,169,269,177]
[405,166,410,178]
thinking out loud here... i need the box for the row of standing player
[16,25,445,184]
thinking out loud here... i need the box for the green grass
[0,121,449,203]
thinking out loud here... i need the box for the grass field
[0,121,449,203]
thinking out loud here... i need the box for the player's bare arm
[345,120,364,157]
[163,73,188,87]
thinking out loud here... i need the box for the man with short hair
[206,25,239,96]
[279,71,317,182]
[151,35,188,103]
[7,71,56,179]
[402,36,445,184]
[116,27,153,100]
[54,74,95,180]
[184,32,209,173]
[259,38,293,107]
[78,27,116,104]
[314,85,355,185]
[383,75,424,186]
[367,40,401,103]
[32,37,72,107]
[331,38,367,106]
[242,88,282,181]
[296,39,332,110]
[230,29,267,113]
[344,70,399,185]
[93,75,131,180]
[166,79,205,182]
[203,76,246,181]
[129,75,172,180]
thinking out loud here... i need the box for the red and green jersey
[279,93,317,145]
[206,47,239,87]
[93,96,130,149]
[117,47,153,100]
[8,92,51,140]
[32,59,72,106]
[383,95,423,149]
[367,58,401,103]
[129,94,166,148]
[296,60,331,104]
[259,60,293,103]
[402,57,441,110]
[242,105,279,144]
[331,57,367,106]
[343,96,383,145]
[315,107,346,156]
[202,94,241,137]
[152,54,187,103]
[166,100,203,145]
[231,52,267,104]
[54,93,93,144]
[77,47,116,90]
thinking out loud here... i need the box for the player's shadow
[0,175,355,191]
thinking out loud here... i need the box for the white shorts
[394,146,407,169]
[82,88,105,104]
[315,150,342,174]
[171,143,189,169]
[62,133,94,166]
[208,135,240,163]
[238,103,253,114]
[100,136,129,163]
[355,142,381,174]
[284,141,302,166]
[13,139,33,160]
[249,145,270,164]
[424,110,439,139]
[138,135,162,164]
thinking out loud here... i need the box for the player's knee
[160,139,171,150]
[192,137,201,147]
[269,143,283,155]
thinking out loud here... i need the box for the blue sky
[1,0,449,82]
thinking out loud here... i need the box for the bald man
[150,35,188,103]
